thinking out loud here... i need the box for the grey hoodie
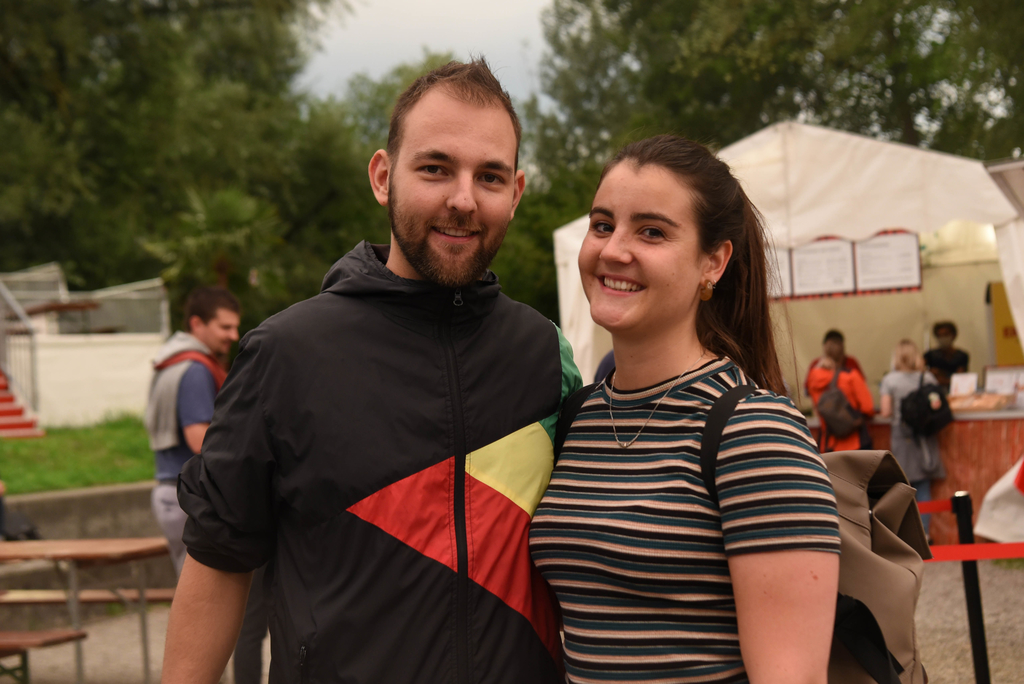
[144,331,215,451]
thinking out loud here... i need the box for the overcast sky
[297,0,553,102]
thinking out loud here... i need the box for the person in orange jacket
[806,355,875,452]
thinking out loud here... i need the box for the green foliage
[345,50,456,150]
[0,0,576,325]
[0,416,152,494]
[0,0,327,287]
[0,0,395,333]
[7,0,1017,330]
[533,0,1024,162]
[993,558,1024,570]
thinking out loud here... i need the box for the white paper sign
[854,233,922,291]
[768,247,792,299]
[983,367,1024,395]
[791,240,855,296]
[949,372,978,397]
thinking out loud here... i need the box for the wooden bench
[0,629,88,683]
[0,588,175,605]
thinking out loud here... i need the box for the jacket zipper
[299,643,309,683]
[442,298,470,684]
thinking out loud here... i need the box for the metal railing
[0,279,39,412]
[66,277,169,335]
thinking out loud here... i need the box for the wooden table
[0,537,169,684]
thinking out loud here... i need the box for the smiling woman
[530,135,842,684]
[580,163,730,371]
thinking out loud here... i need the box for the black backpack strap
[554,383,598,460]
[700,385,756,506]
[834,594,903,684]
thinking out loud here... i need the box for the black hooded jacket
[179,242,581,684]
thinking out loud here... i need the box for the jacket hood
[320,241,502,317]
[154,331,213,366]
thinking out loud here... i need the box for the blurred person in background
[145,287,267,684]
[145,286,240,575]
[803,329,863,396]
[806,348,875,453]
[880,339,945,537]
[924,321,968,392]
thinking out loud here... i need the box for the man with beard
[162,60,581,684]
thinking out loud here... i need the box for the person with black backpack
[880,339,948,536]
[529,135,841,684]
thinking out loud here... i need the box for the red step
[0,416,36,431]
[0,412,44,438]
[0,405,24,418]
[0,376,42,437]
[0,427,45,439]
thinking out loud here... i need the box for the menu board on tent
[854,232,921,292]
[768,247,793,298]
[791,239,855,296]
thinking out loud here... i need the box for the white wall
[36,333,165,427]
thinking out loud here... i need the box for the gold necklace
[609,351,707,449]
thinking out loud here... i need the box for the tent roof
[987,157,1024,217]
[716,121,1019,248]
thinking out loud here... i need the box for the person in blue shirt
[147,286,272,683]
[146,286,239,573]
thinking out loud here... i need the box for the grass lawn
[0,416,153,495]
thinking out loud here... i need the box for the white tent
[554,122,1024,384]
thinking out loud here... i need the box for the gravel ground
[6,560,1022,683]
[917,560,1024,684]
[0,606,270,684]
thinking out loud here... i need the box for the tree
[0,0,341,291]
[0,0,397,333]
[344,50,456,150]
[947,0,1024,158]
[532,0,1024,161]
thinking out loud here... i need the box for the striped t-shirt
[529,358,840,684]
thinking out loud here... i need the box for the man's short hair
[184,286,240,330]
[386,58,522,168]
[823,329,845,344]
[933,320,958,338]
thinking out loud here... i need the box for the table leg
[66,560,84,684]
[133,561,151,684]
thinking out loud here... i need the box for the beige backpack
[825,450,931,684]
